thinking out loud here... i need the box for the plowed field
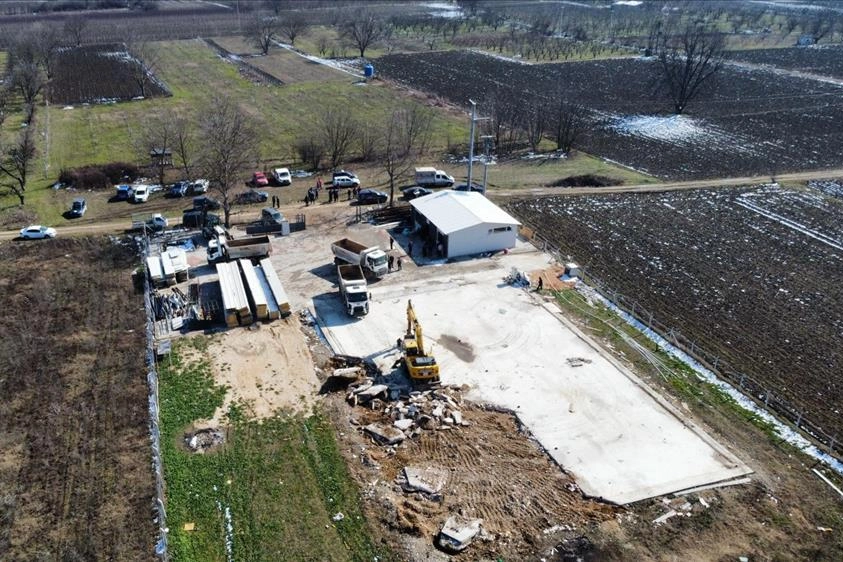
[377,51,843,179]
[509,184,843,447]
[0,237,154,559]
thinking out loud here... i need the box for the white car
[272,168,292,186]
[333,175,360,188]
[132,185,150,203]
[190,179,209,194]
[20,225,57,239]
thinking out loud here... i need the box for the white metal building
[409,190,521,259]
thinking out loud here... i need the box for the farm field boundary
[516,218,843,463]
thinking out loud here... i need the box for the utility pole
[467,100,477,191]
[481,135,493,195]
[466,100,489,191]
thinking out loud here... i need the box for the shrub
[58,162,139,190]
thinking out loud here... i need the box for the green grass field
[1,36,656,227]
[160,338,391,562]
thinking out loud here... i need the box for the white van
[415,167,454,187]
[272,168,292,186]
[132,185,150,203]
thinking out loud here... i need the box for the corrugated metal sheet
[260,258,290,317]
[410,190,520,235]
[239,259,268,321]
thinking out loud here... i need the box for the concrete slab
[266,221,751,504]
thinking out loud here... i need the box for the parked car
[356,189,387,205]
[333,170,358,182]
[261,207,285,226]
[334,175,361,188]
[182,210,221,229]
[272,168,292,186]
[234,190,269,205]
[114,184,134,201]
[251,171,269,187]
[132,185,150,203]
[193,196,221,211]
[189,179,209,194]
[168,181,189,198]
[401,186,433,201]
[20,225,57,240]
[454,183,484,193]
[68,197,87,217]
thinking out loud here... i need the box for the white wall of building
[447,222,517,258]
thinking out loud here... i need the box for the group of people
[270,195,281,207]
[301,179,363,206]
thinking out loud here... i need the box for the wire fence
[518,222,843,461]
[141,237,169,560]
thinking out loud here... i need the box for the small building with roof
[408,190,520,259]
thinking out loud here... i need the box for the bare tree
[550,99,587,153]
[172,115,196,180]
[0,129,37,206]
[358,123,381,162]
[10,62,44,109]
[124,36,160,98]
[342,11,384,58]
[320,108,359,169]
[33,22,62,82]
[198,98,259,228]
[523,102,546,152]
[137,114,177,187]
[64,14,88,47]
[294,137,324,170]
[247,14,279,55]
[655,24,726,114]
[280,14,309,46]
[379,105,433,206]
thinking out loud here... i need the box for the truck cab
[343,283,370,316]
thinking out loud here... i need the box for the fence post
[796,411,802,428]
[739,374,746,388]
[764,390,770,408]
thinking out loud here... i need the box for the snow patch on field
[610,114,722,143]
[470,49,531,65]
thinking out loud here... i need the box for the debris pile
[152,287,189,321]
[348,380,468,444]
[437,515,485,552]
[652,495,713,526]
[184,427,225,453]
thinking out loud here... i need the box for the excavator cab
[402,300,439,382]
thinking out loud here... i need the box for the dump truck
[129,213,168,233]
[415,167,454,187]
[207,234,271,263]
[331,237,388,278]
[401,300,439,383]
[338,264,370,316]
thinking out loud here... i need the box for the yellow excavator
[401,300,439,383]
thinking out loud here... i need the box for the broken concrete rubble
[437,515,483,552]
[398,466,449,497]
[364,423,406,445]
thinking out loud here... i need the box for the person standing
[397,256,403,271]
[389,237,394,250]
[407,240,414,256]
[388,254,395,272]
[316,176,323,192]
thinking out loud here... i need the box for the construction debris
[566,357,592,367]
[185,427,225,453]
[398,466,449,498]
[364,423,406,445]
[348,381,468,443]
[437,515,484,552]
